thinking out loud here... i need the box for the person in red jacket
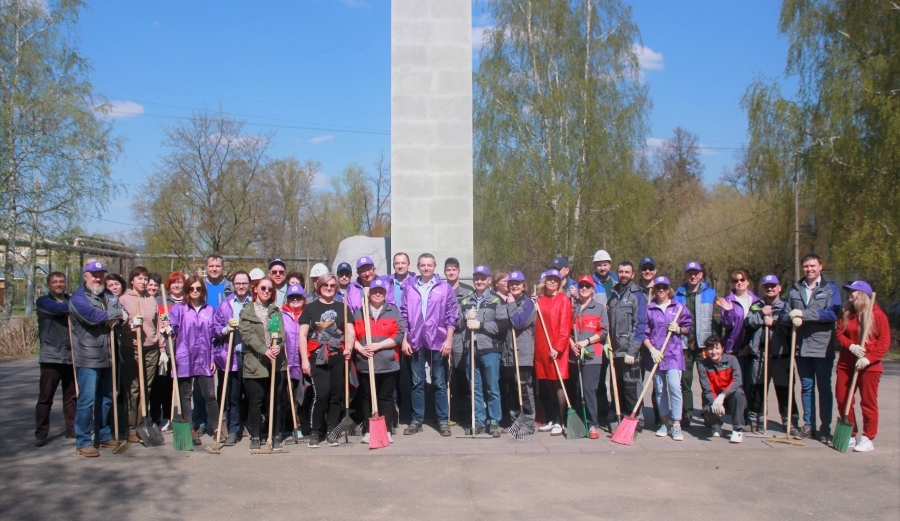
[835,280,890,452]
[534,269,573,435]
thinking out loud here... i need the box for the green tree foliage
[473,0,652,277]
[1,0,120,319]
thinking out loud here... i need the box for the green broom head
[832,419,854,453]
[172,420,194,451]
[566,408,587,440]
[268,313,282,335]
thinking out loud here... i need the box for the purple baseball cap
[508,270,525,282]
[356,256,374,269]
[369,278,388,291]
[473,265,491,277]
[83,261,107,273]
[286,284,306,298]
[653,276,671,286]
[684,261,702,272]
[842,280,873,297]
[542,269,562,280]
[761,274,780,286]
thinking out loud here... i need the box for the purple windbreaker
[283,307,302,380]
[720,290,758,353]
[169,302,216,378]
[642,300,693,372]
[211,294,248,372]
[345,277,396,313]
[400,274,457,352]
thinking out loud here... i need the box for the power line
[108,110,390,136]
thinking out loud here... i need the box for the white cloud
[339,0,367,7]
[632,44,664,72]
[646,137,666,148]
[472,25,492,51]
[98,100,144,119]
[309,135,334,144]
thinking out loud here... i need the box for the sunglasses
[270,269,285,275]
[321,283,337,289]
[189,286,202,292]
[257,286,273,293]
[655,285,669,291]
[641,267,655,272]
[732,278,746,283]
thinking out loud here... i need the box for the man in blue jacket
[34,272,76,447]
[782,254,842,443]
[674,261,717,426]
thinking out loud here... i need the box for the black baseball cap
[551,256,569,269]
[445,257,460,268]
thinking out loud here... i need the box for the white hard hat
[309,263,329,278]
[249,268,265,281]
[592,250,612,263]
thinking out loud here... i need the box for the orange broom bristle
[367,415,390,449]
[610,416,639,445]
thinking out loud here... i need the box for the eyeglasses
[189,286,202,292]
[234,282,249,286]
[257,286,273,293]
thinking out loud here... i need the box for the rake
[457,329,493,439]
[206,330,234,454]
[535,305,586,440]
[328,294,361,445]
[744,326,770,439]
[506,327,534,442]
[768,325,805,446]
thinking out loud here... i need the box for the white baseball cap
[310,263,329,278]
[592,250,612,263]
[249,268,265,281]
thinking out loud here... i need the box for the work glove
[848,344,866,357]
[792,317,803,328]
[624,354,635,365]
[711,394,726,416]
[855,357,871,371]
[667,321,679,333]
[465,308,477,320]
[160,325,173,335]
[222,325,234,335]
[228,318,239,328]
[603,342,613,360]
[106,320,118,329]
[648,346,663,364]
[130,315,143,328]
[159,350,169,366]
[788,309,803,319]
[466,319,481,330]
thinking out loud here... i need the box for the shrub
[0,316,39,358]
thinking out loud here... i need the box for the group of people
[34,250,890,456]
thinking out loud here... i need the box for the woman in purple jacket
[716,269,758,426]
[642,276,693,440]
[281,284,305,439]
[168,274,220,445]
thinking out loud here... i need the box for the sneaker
[273,437,285,451]
[127,433,140,444]
[361,433,370,444]
[159,420,172,433]
[34,437,48,447]
[76,445,100,457]
[439,422,452,437]
[672,424,684,441]
[711,426,722,438]
[801,424,815,439]
[388,432,394,444]
[538,423,555,432]
[847,436,857,449]
[97,439,118,449]
[729,431,743,443]
[853,435,874,452]
[589,426,600,439]
[489,421,501,438]
[550,423,563,436]
[197,426,206,438]
[403,421,423,435]
[655,423,669,437]
[819,433,833,446]
[307,433,320,448]
[224,433,237,446]
[327,438,340,447]
[472,423,486,435]
[249,437,261,451]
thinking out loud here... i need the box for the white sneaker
[847,436,857,449]
[538,423,554,432]
[853,435,874,452]
[655,424,669,437]
[361,433,370,444]
[550,424,563,436]
[729,431,743,443]
[159,420,172,433]
[388,432,394,444]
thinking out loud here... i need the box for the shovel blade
[136,419,165,447]
[112,442,131,454]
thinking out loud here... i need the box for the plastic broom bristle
[832,420,853,453]
[367,415,390,449]
[610,416,638,445]
[566,408,587,440]
[267,313,282,333]
[172,420,194,451]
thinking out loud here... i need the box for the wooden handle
[630,307,682,417]
[607,337,621,419]
[68,316,79,397]
[362,290,378,415]
[213,330,234,448]
[511,327,523,406]
[267,354,277,442]
[160,285,182,419]
[342,291,350,408]
[535,304,572,409]
[762,325,769,430]
[784,326,798,439]
[109,330,120,441]
[135,325,149,418]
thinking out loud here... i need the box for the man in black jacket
[34,272,76,447]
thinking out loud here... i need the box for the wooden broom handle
[535,302,572,409]
[160,285,183,419]
[362,288,378,415]
[511,326,523,406]
[629,307,682,416]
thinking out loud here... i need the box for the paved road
[1,357,897,520]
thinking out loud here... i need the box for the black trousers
[35,363,77,439]
[357,371,397,433]
[501,365,535,427]
[614,357,644,428]
[281,377,299,435]
[450,366,471,425]
[245,372,285,440]
[149,372,172,425]
[177,376,218,433]
[703,390,748,430]
[305,355,344,436]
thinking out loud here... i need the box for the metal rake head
[506,421,535,442]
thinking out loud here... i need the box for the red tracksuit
[835,305,890,440]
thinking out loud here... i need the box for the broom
[535,304,586,440]
[506,326,533,442]
[611,308,682,445]
[361,289,390,449]
[768,324,805,446]
[327,293,361,444]
[160,285,193,451]
[67,316,80,398]
[206,330,234,454]
[833,292,875,453]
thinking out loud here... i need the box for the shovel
[134,320,165,447]
[108,328,130,454]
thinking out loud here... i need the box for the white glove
[160,325,173,335]
[624,354,635,365]
[667,321,679,333]
[228,318,239,328]
[855,357,870,370]
[792,317,803,328]
[222,325,234,335]
[788,309,803,319]
[466,319,481,330]
[465,308,477,320]
[849,344,866,357]
[648,346,663,364]
[159,351,169,366]
[711,394,726,416]
[130,315,143,328]
[121,309,129,322]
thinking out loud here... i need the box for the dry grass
[0,316,39,359]
[887,329,900,361]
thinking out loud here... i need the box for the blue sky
[81,0,792,236]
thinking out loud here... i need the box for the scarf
[254,301,271,347]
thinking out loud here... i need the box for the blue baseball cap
[474,265,491,277]
[542,269,562,280]
[286,284,306,298]
[356,256,374,269]
[761,274,780,286]
[640,257,656,269]
[83,261,107,273]
[336,262,352,274]
[551,256,569,269]
[268,258,286,269]
[653,275,671,286]
[684,261,702,272]
[369,278,388,291]
[508,270,525,282]
[843,280,873,297]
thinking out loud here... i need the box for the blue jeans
[74,367,113,449]
[796,356,834,434]
[653,369,683,421]
[409,349,448,423]
[466,351,501,426]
